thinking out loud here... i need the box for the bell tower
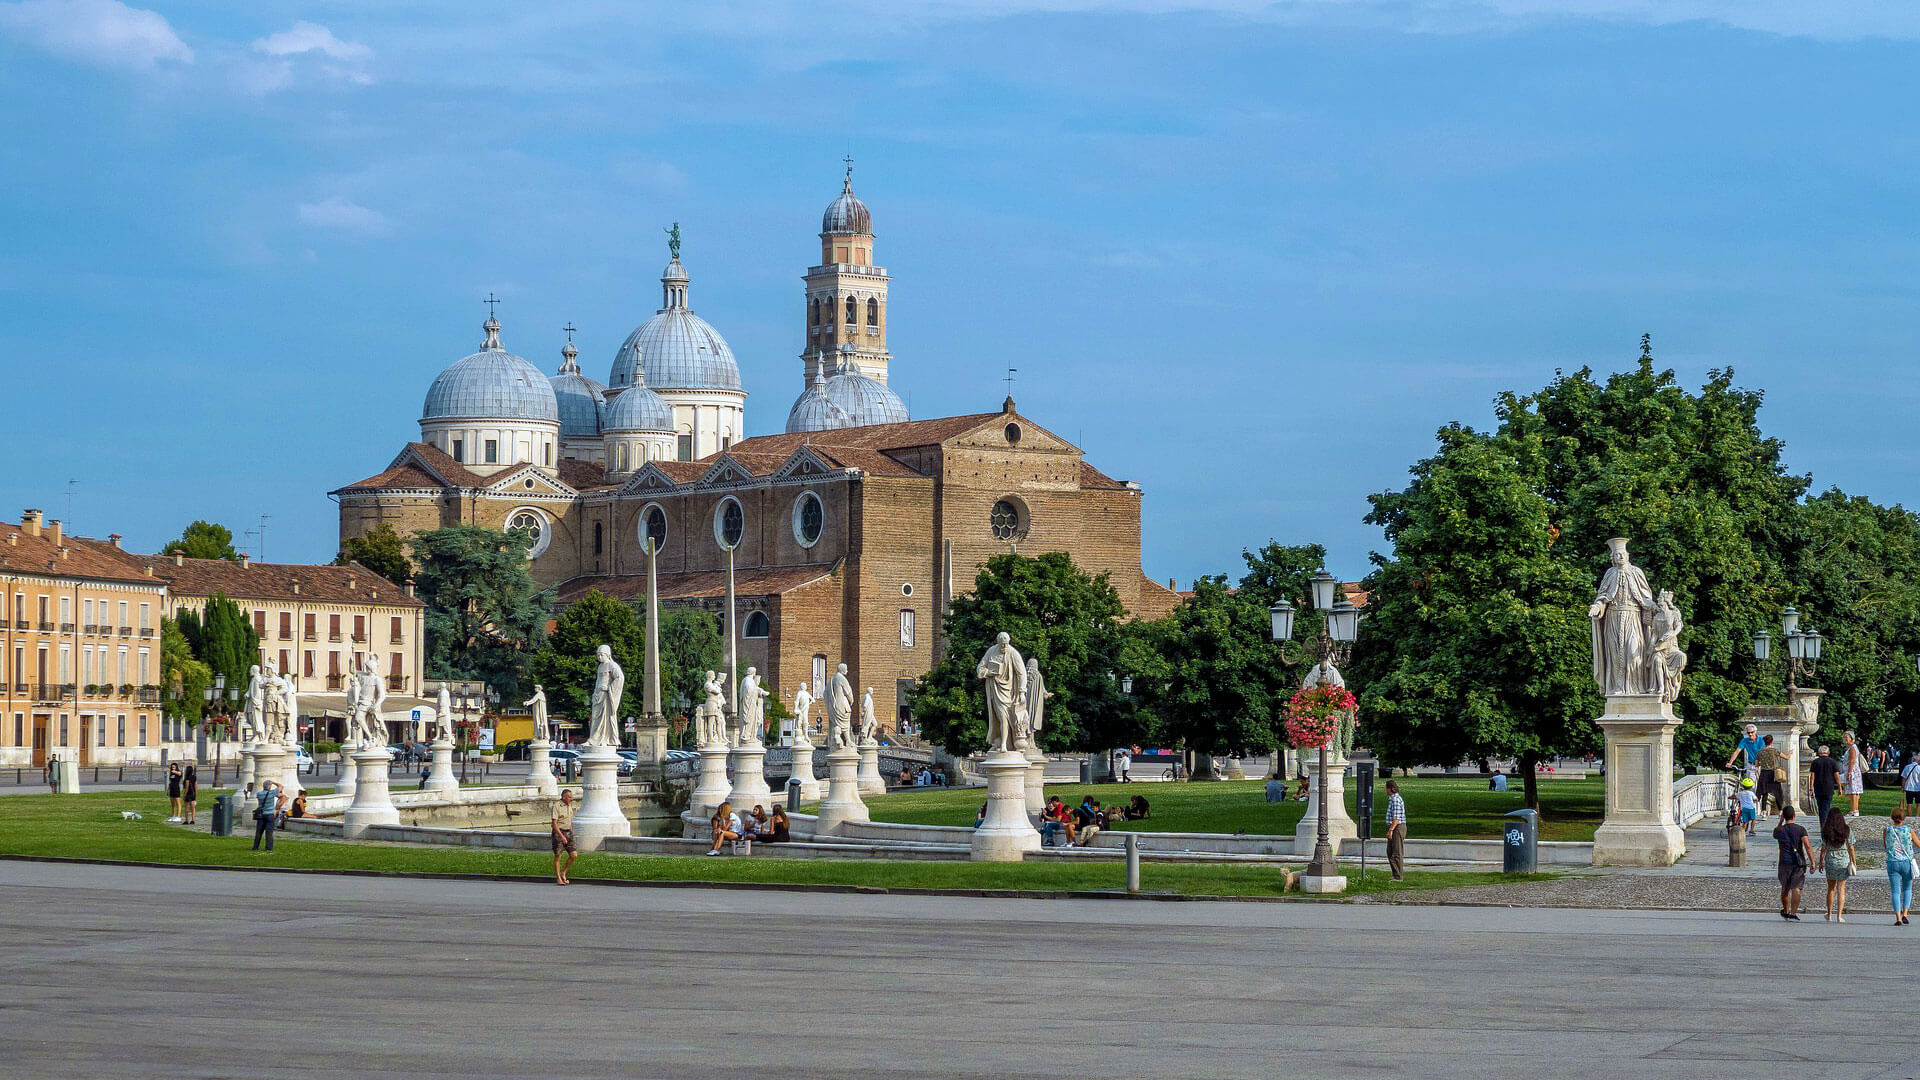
[802,161,893,387]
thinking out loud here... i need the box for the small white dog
[120,810,143,820]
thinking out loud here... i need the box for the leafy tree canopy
[528,590,645,735]
[412,526,550,698]
[336,524,412,588]
[196,593,260,692]
[162,521,240,561]
[160,617,211,727]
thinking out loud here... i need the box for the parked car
[293,748,315,774]
[548,748,584,776]
[664,749,699,763]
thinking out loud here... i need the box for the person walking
[1754,735,1785,818]
[1116,747,1132,783]
[1384,779,1407,881]
[1810,745,1841,826]
[45,753,58,793]
[1773,805,1811,921]
[180,765,199,825]
[550,789,577,885]
[1903,753,1920,818]
[1886,806,1915,926]
[251,780,281,852]
[166,763,183,823]
[1842,732,1866,819]
[1819,808,1857,922]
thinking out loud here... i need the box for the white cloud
[243,21,372,93]
[0,0,191,70]
[297,197,390,236]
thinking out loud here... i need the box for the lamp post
[1271,571,1361,887]
[1752,604,1825,707]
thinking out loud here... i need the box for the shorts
[1741,807,1757,823]
[1905,789,1920,802]
[552,831,575,854]
[1778,863,1806,892]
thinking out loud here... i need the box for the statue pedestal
[691,745,732,820]
[570,746,630,851]
[972,751,1042,862]
[1024,745,1046,818]
[250,744,286,801]
[273,745,303,801]
[816,747,869,835]
[787,737,821,800]
[1225,758,1247,781]
[728,743,774,810]
[526,740,558,796]
[423,737,458,794]
[1295,748,1357,855]
[334,749,357,798]
[342,747,399,838]
[856,739,886,796]
[237,744,258,791]
[631,716,667,777]
[1593,696,1685,867]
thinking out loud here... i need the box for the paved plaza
[5,860,1919,1079]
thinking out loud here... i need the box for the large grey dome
[604,382,674,433]
[785,375,853,433]
[548,341,606,437]
[423,318,560,423]
[824,367,908,427]
[608,257,742,392]
[822,171,871,235]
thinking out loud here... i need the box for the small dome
[608,257,743,392]
[604,382,675,433]
[423,317,559,423]
[824,367,908,427]
[549,340,607,438]
[822,170,872,235]
[785,375,854,433]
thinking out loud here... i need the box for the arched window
[742,611,770,639]
[592,521,603,555]
[619,444,631,472]
[639,504,668,553]
[867,298,879,327]
[810,298,819,327]
[845,297,857,324]
[990,498,1028,542]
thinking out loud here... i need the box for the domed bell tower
[802,160,893,387]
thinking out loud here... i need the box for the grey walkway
[6,862,1920,1079]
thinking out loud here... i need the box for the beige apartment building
[0,510,169,767]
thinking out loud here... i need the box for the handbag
[1773,766,1788,783]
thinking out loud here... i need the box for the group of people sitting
[895,765,946,788]
[707,800,790,854]
[1010,794,1151,847]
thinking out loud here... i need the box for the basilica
[335,169,1176,730]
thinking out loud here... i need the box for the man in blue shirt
[1727,723,1764,785]
[1384,779,1407,881]
[252,780,282,852]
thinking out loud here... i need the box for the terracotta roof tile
[648,461,709,483]
[1079,462,1127,490]
[0,525,157,585]
[555,564,837,604]
[725,412,1002,459]
[139,555,422,608]
[335,443,489,494]
[556,458,616,492]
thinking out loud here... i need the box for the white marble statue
[259,660,287,745]
[347,656,387,749]
[1651,589,1687,704]
[524,685,548,742]
[435,683,454,742]
[792,684,814,737]
[977,633,1028,754]
[827,663,855,750]
[1589,537,1657,697]
[737,667,767,748]
[859,687,878,744]
[239,663,264,743]
[699,669,728,748]
[587,644,625,747]
[1021,657,1049,748]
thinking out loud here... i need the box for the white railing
[1674,772,1735,828]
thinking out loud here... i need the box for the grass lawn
[0,790,1547,899]
[848,776,1608,843]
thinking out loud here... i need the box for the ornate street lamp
[1753,605,1823,702]
[1273,571,1360,886]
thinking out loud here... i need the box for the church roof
[557,458,618,492]
[334,442,487,494]
[728,412,1002,459]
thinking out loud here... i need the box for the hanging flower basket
[1283,684,1358,749]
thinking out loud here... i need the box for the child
[1737,776,1760,835]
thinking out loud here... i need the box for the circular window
[639,504,668,554]
[506,507,552,558]
[1005,422,1022,444]
[990,498,1028,542]
[792,491,824,548]
[713,497,745,550]
[524,478,535,489]
[900,583,914,597]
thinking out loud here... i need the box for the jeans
[252,813,276,851]
[1890,860,1915,913]
[1816,796,1834,827]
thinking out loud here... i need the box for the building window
[713,497,744,550]
[506,508,552,558]
[484,439,499,464]
[390,616,403,643]
[899,609,915,648]
[677,434,693,461]
[59,715,68,746]
[845,297,857,324]
[304,613,317,640]
[792,491,824,548]
[544,443,552,466]
[353,615,365,642]
[810,298,819,327]
[593,521,604,556]
[304,650,315,677]
[640,504,668,553]
[990,498,1029,542]
[452,438,464,462]
[139,602,150,630]
[743,611,770,639]
[812,655,827,700]
[867,298,879,327]
[328,614,341,640]
[279,612,292,640]
[12,715,21,748]
[619,444,631,472]
[138,715,147,746]
[1005,422,1022,444]
[96,715,105,745]
[117,715,126,747]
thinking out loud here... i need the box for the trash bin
[212,794,234,837]
[1079,758,1093,784]
[1503,808,1539,874]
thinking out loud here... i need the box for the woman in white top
[1843,732,1866,819]
[707,800,743,855]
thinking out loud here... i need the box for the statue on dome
[664,221,681,260]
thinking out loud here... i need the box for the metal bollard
[1729,820,1747,867]
[787,777,801,812]
[1125,832,1140,894]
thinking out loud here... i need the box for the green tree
[1148,577,1285,771]
[197,593,260,691]
[411,526,551,698]
[910,553,1142,756]
[336,524,413,587]
[528,590,645,734]
[162,521,241,561]
[160,617,212,729]
[657,608,725,722]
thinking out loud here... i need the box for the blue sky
[1,1,1915,585]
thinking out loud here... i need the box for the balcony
[82,624,99,635]
[139,628,153,638]
[118,626,132,637]
[59,622,75,633]
[13,620,27,630]
[10,682,24,694]
[37,621,53,631]
[325,675,343,690]
[329,633,343,642]
[30,683,74,703]
[352,634,367,644]
[138,686,161,703]
[303,632,317,642]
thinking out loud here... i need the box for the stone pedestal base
[237,745,258,791]
[1225,758,1247,781]
[1024,746,1046,818]
[526,741,558,796]
[856,740,886,796]
[250,744,287,799]
[787,739,821,801]
[728,744,774,810]
[342,748,399,838]
[816,747,869,835]
[423,737,458,794]
[691,745,732,820]
[972,751,1042,862]
[334,750,357,798]
[1299,873,1348,894]
[1295,749,1357,854]
[569,746,631,851]
[51,757,80,793]
[1593,696,1685,867]
[631,716,667,778]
